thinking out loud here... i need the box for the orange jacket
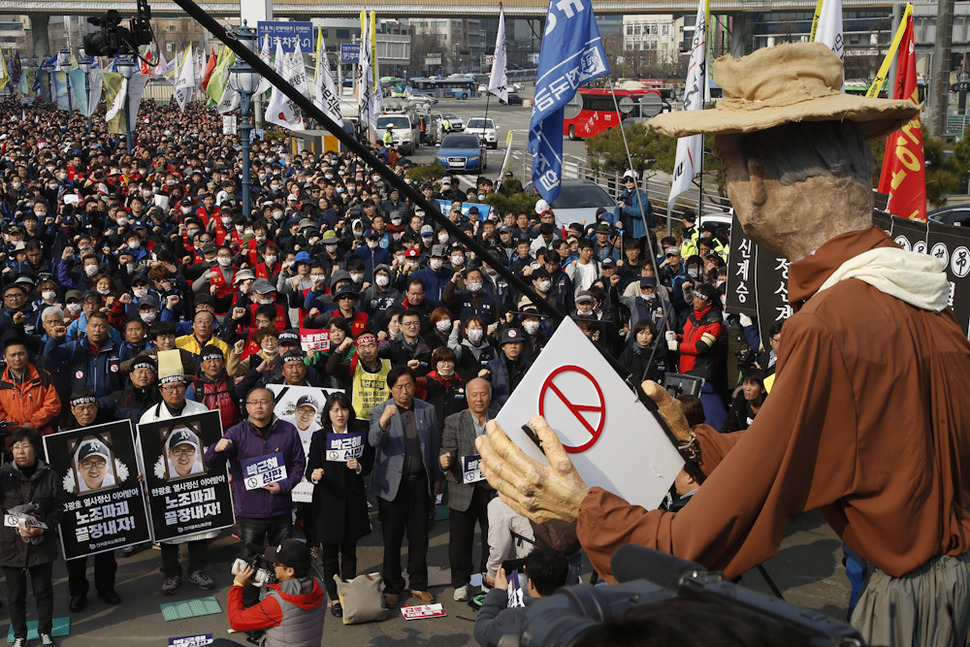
[0,364,61,437]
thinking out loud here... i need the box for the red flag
[877,16,926,221]
[140,50,151,75]
[200,48,217,91]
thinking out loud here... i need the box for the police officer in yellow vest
[383,127,394,147]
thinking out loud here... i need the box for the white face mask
[125,263,135,273]
[349,273,364,283]
[394,254,405,265]
[688,268,699,278]
[429,259,443,271]
[67,303,82,315]
[117,217,130,227]
[217,257,233,267]
[438,233,449,244]
[235,225,245,233]
[325,244,338,253]
[133,288,148,299]
[367,240,379,249]
[406,260,418,270]
[537,280,552,292]
[264,255,277,265]
[129,241,141,250]
[375,275,389,287]
[436,319,451,332]
[451,255,464,265]
[467,281,482,293]
[257,297,274,305]
[187,228,199,238]
[84,264,99,277]
[523,320,540,335]
[222,217,232,226]
[467,329,483,344]
[139,311,157,323]
[41,290,56,301]
[256,235,266,243]
[97,288,110,296]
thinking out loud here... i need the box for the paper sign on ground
[494,317,683,510]
[241,452,288,490]
[401,603,446,620]
[169,635,212,646]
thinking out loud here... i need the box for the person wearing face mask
[192,246,237,315]
[351,229,392,284]
[619,276,667,338]
[415,345,467,432]
[427,307,456,350]
[362,264,401,315]
[408,245,453,303]
[195,192,221,227]
[443,267,496,327]
[57,248,104,293]
[447,315,497,383]
[254,244,281,281]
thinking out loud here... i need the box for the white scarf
[817,247,949,312]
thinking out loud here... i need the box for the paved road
[33,502,849,646]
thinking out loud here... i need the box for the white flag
[254,35,273,96]
[216,84,240,114]
[313,30,343,127]
[127,73,149,122]
[173,45,195,112]
[813,0,844,88]
[488,4,509,103]
[668,0,707,207]
[105,77,127,122]
[156,50,177,80]
[86,69,103,118]
[266,39,305,130]
[357,22,373,131]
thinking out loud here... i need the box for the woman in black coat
[306,391,374,618]
[0,428,65,647]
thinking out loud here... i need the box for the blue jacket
[409,266,454,302]
[351,245,392,283]
[614,187,653,238]
[43,334,123,398]
[204,417,305,519]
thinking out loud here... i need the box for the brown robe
[578,227,970,581]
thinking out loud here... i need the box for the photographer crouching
[210,540,325,647]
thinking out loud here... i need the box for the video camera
[231,542,278,588]
[83,0,154,57]
[495,545,864,647]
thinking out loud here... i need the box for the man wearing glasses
[205,386,305,607]
[139,358,212,596]
[166,428,205,480]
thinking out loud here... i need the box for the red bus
[562,87,668,140]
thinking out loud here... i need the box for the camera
[735,347,756,370]
[496,545,863,647]
[232,544,277,588]
[83,0,153,57]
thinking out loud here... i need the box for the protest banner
[267,384,344,503]
[43,420,151,559]
[299,326,330,352]
[241,452,287,490]
[325,432,365,462]
[435,199,492,222]
[495,317,683,510]
[461,454,484,484]
[136,410,235,543]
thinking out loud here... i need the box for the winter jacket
[677,304,724,383]
[204,417,305,519]
[227,576,326,646]
[0,364,61,436]
[0,459,65,568]
[305,421,374,545]
[187,372,241,430]
[43,334,124,398]
[107,381,161,423]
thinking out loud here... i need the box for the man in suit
[369,365,443,607]
[440,378,495,601]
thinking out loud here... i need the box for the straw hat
[649,43,918,140]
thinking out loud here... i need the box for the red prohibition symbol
[538,365,606,454]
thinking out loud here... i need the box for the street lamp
[78,46,91,132]
[60,46,72,115]
[117,55,134,153]
[228,23,260,222]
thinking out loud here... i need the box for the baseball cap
[430,244,448,258]
[640,276,658,288]
[265,539,311,573]
[404,248,420,259]
[279,330,300,345]
[295,395,320,412]
[420,225,434,236]
[77,439,110,462]
[167,427,200,450]
[252,278,275,294]
[575,291,595,304]
[500,327,523,345]
[602,258,616,269]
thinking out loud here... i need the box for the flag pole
[867,3,913,98]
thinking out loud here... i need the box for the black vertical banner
[725,213,758,317]
[872,211,893,237]
[754,247,792,348]
[890,215,929,255]
[927,221,970,336]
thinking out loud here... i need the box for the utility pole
[931,0,955,137]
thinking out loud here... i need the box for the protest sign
[435,199,492,222]
[725,212,757,317]
[401,603,446,620]
[495,317,683,510]
[136,410,235,543]
[299,326,330,352]
[241,452,288,490]
[44,420,151,559]
[461,454,484,484]
[267,384,344,503]
[325,432,365,462]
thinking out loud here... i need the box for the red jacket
[0,364,61,437]
[677,303,723,381]
[227,577,325,632]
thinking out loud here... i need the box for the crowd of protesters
[0,97,769,645]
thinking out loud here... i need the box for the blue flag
[528,0,609,203]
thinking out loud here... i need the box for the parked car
[376,113,419,155]
[435,133,487,173]
[524,178,615,227]
[501,93,524,106]
[441,112,464,131]
[465,117,498,149]
[929,205,970,226]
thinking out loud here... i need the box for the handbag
[334,572,388,625]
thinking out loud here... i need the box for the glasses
[247,400,273,406]
[81,459,107,469]
[170,447,196,457]
[338,295,355,301]
[161,383,187,393]
[402,321,420,327]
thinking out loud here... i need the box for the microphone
[610,544,707,588]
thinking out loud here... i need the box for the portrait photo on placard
[155,421,208,482]
[66,433,128,495]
